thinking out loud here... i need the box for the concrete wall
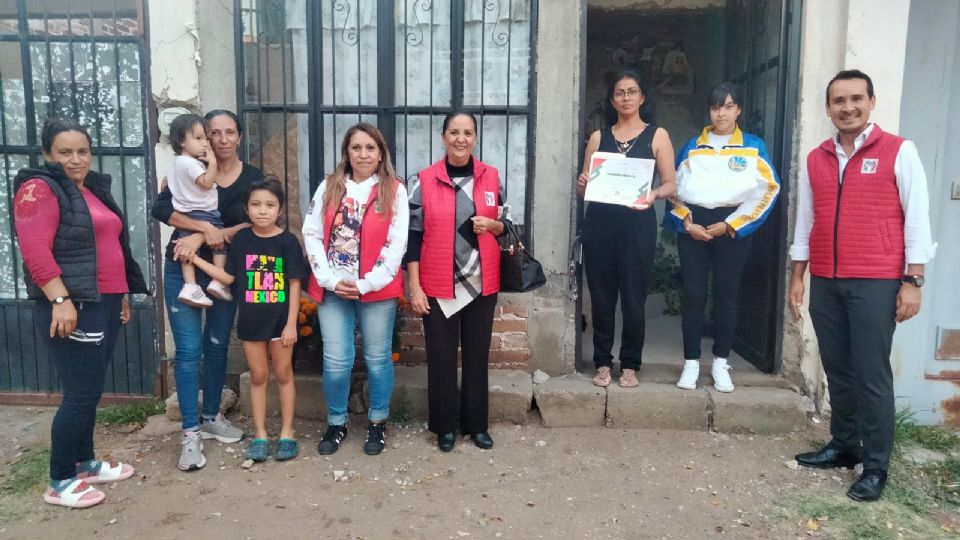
[895,0,960,424]
[196,0,237,112]
[782,0,913,407]
[527,0,584,374]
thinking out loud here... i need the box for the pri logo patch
[861,159,878,174]
[727,155,748,172]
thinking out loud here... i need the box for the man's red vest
[306,180,405,303]
[807,125,905,279]
[416,159,500,298]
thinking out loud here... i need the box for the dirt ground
[0,406,945,540]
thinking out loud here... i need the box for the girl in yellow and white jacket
[664,82,779,393]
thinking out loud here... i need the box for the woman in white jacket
[665,82,780,393]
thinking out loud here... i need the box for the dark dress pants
[423,293,498,435]
[809,276,900,471]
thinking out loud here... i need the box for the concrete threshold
[235,366,809,435]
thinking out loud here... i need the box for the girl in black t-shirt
[191,179,307,463]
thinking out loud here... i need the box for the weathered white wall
[843,0,911,132]
[895,0,960,425]
[783,0,913,407]
[149,1,202,111]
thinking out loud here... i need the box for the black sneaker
[363,422,387,456]
[317,424,347,455]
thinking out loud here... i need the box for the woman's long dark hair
[604,68,657,126]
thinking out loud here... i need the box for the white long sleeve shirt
[789,124,937,264]
[302,175,409,295]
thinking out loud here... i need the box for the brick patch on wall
[397,304,531,369]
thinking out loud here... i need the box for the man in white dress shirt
[788,69,936,502]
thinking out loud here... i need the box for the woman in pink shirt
[13,118,149,509]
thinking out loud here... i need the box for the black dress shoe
[470,432,494,450]
[847,469,887,502]
[437,432,456,452]
[795,446,861,469]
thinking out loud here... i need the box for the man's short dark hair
[825,69,874,104]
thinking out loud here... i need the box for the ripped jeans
[164,260,237,430]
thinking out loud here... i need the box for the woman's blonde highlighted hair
[322,123,397,220]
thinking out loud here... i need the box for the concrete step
[236,366,808,435]
[533,374,809,434]
[638,362,793,390]
[239,366,532,425]
[362,365,534,425]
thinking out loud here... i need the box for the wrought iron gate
[0,0,158,396]
[234,0,538,242]
[725,0,801,373]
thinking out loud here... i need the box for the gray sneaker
[199,413,244,443]
[178,430,206,472]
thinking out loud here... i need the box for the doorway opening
[576,0,799,377]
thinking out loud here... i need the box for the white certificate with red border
[585,151,655,207]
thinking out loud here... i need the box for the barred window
[237,0,537,236]
[0,0,151,299]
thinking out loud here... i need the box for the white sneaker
[206,279,234,302]
[712,358,734,392]
[677,360,700,390]
[178,430,206,471]
[178,283,213,308]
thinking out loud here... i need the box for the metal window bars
[234,0,537,242]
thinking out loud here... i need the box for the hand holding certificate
[584,151,656,209]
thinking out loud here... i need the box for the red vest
[306,180,405,303]
[416,159,500,298]
[807,126,905,279]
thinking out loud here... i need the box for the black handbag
[499,221,546,292]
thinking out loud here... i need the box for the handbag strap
[502,220,523,248]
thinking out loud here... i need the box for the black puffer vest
[13,162,150,301]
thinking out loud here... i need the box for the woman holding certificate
[577,69,677,388]
[665,82,780,393]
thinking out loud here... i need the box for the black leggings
[582,203,657,371]
[677,206,752,360]
[35,294,123,481]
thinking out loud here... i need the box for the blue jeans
[164,260,237,429]
[317,294,397,426]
